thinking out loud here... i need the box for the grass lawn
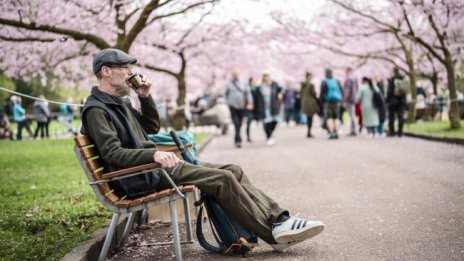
[0,132,212,261]
[404,120,464,138]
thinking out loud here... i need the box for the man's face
[105,64,134,94]
[232,70,239,81]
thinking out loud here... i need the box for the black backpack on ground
[169,131,258,255]
[195,194,258,255]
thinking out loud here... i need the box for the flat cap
[93,48,137,74]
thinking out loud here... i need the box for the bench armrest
[95,163,185,198]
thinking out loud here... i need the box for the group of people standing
[225,69,285,147]
[224,66,407,147]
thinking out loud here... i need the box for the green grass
[0,131,212,261]
[405,120,464,138]
[0,138,109,261]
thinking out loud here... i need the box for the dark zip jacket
[81,86,161,198]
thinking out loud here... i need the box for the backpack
[195,194,258,255]
[168,131,258,255]
[393,77,409,97]
[324,78,342,102]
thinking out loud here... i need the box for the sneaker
[266,138,275,146]
[271,217,324,252]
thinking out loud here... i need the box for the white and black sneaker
[271,217,324,252]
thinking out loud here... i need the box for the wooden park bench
[74,135,196,261]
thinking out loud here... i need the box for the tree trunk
[445,52,461,129]
[171,75,186,130]
[405,50,417,123]
[431,72,438,95]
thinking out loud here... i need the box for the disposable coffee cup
[127,73,143,89]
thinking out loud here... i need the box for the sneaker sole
[274,224,325,244]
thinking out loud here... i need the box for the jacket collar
[90,86,124,106]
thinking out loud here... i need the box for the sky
[208,0,327,30]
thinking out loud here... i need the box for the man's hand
[134,74,152,98]
[154,151,183,168]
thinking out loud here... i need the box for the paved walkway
[111,122,464,260]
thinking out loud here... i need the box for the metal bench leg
[99,213,120,261]
[194,188,200,217]
[139,208,148,225]
[183,196,193,242]
[119,213,136,249]
[170,200,183,261]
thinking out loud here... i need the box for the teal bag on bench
[148,131,197,156]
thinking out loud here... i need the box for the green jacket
[300,81,319,115]
[81,87,161,197]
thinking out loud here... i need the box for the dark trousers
[34,122,49,138]
[16,120,32,140]
[245,111,254,140]
[388,104,405,135]
[263,121,277,139]
[306,114,313,134]
[158,161,287,244]
[229,106,245,144]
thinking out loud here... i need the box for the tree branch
[0,35,55,42]
[0,18,111,49]
[147,0,217,25]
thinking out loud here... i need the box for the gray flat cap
[93,48,137,74]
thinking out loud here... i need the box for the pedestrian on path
[356,77,380,138]
[343,67,358,136]
[259,73,283,146]
[225,69,253,148]
[386,67,406,137]
[301,71,319,138]
[320,68,343,139]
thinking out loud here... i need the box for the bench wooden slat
[80,147,99,160]
[87,158,103,172]
[101,162,161,179]
[114,199,132,208]
[74,136,92,147]
[182,185,195,192]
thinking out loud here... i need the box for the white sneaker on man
[271,217,324,252]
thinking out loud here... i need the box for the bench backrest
[74,135,192,212]
[74,136,132,210]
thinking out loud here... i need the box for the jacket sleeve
[137,95,161,134]
[84,107,157,169]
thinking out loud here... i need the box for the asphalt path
[112,122,464,260]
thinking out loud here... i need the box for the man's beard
[111,76,130,96]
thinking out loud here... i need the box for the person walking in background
[60,97,77,135]
[12,96,32,140]
[283,84,296,127]
[259,73,283,146]
[373,75,387,136]
[386,67,406,137]
[0,106,14,140]
[356,77,380,138]
[225,69,253,148]
[33,95,51,139]
[320,68,343,139]
[245,77,260,142]
[294,87,303,125]
[301,71,319,138]
[343,67,358,136]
